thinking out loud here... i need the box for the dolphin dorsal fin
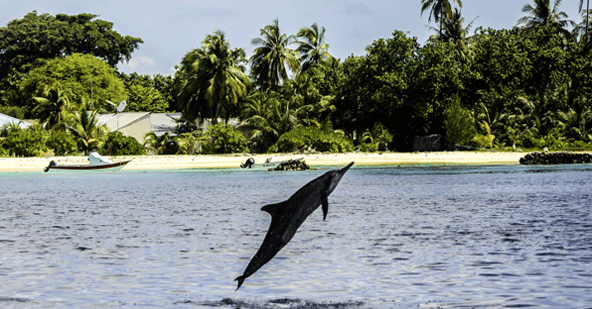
[261,201,287,217]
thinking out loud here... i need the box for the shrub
[269,126,354,153]
[358,142,379,152]
[201,124,247,154]
[0,106,25,119]
[99,131,146,155]
[46,131,78,156]
[0,127,47,157]
[564,140,592,151]
[445,99,476,146]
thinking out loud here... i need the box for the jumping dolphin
[235,162,354,290]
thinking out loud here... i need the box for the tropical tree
[19,53,127,117]
[360,122,394,151]
[575,7,592,41]
[175,132,202,154]
[428,8,476,61]
[122,73,174,112]
[580,0,590,39]
[0,124,47,157]
[200,123,247,154]
[295,23,335,73]
[66,98,108,154]
[250,19,300,90]
[0,11,142,81]
[239,89,310,152]
[420,0,463,37]
[177,30,250,124]
[554,105,592,141]
[144,131,173,154]
[32,83,74,130]
[517,0,573,35]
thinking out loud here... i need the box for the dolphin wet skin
[235,162,354,290]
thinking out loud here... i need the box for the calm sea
[1,164,591,308]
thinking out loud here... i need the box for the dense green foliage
[0,11,142,80]
[46,131,78,156]
[3,4,592,156]
[269,126,354,153]
[176,31,250,123]
[20,53,127,116]
[121,73,174,113]
[200,124,248,154]
[65,99,108,154]
[0,125,46,157]
[100,131,146,155]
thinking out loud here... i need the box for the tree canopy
[3,5,592,157]
[177,30,251,123]
[0,11,143,80]
[20,53,127,117]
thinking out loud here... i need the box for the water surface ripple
[1,164,591,308]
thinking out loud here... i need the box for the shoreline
[0,151,527,173]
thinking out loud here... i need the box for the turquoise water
[1,165,591,308]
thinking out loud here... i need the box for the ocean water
[1,164,591,308]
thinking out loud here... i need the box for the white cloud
[118,56,158,74]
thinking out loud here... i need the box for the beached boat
[44,152,131,172]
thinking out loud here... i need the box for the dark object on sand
[519,152,592,165]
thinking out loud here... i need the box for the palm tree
[575,3,591,41]
[239,89,308,151]
[250,19,300,91]
[420,0,463,38]
[580,0,590,39]
[178,30,251,124]
[32,83,73,131]
[144,131,172,154]
[66,98,108,154]
[428,8,476,61]
[431,8,475,42]
[360,122,394,151]
[517,0,573,34]
[295,23,335,73]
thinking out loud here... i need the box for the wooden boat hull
[45,160,131,172]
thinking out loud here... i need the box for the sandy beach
[0,151,527,172]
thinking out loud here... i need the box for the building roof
[97,112,151,131]
[0,113,32,129]
[150,113,181,136]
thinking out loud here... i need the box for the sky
[0,0,586,76]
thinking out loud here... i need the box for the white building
[0,113,32,129]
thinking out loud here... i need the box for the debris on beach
[269,159,312,171]
[519,152,592,165]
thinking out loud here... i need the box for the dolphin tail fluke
[234,275,246,291]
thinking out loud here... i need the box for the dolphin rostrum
[235,162,354,290]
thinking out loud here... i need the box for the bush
[0,106,25,119]
[471,133,496,149]
[46,131,78,156]
[358,142,379,152]
[99,131,146,155]
[563,140,592,151]
[201,124,247,154]
[445,99,476,145]
[269,126,354,153]
[0,127,47,157]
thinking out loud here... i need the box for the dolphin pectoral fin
[234,275,246,291]
[261,201,287,217]
[322,195,329,221]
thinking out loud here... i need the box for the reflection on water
[1,164,591,308]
